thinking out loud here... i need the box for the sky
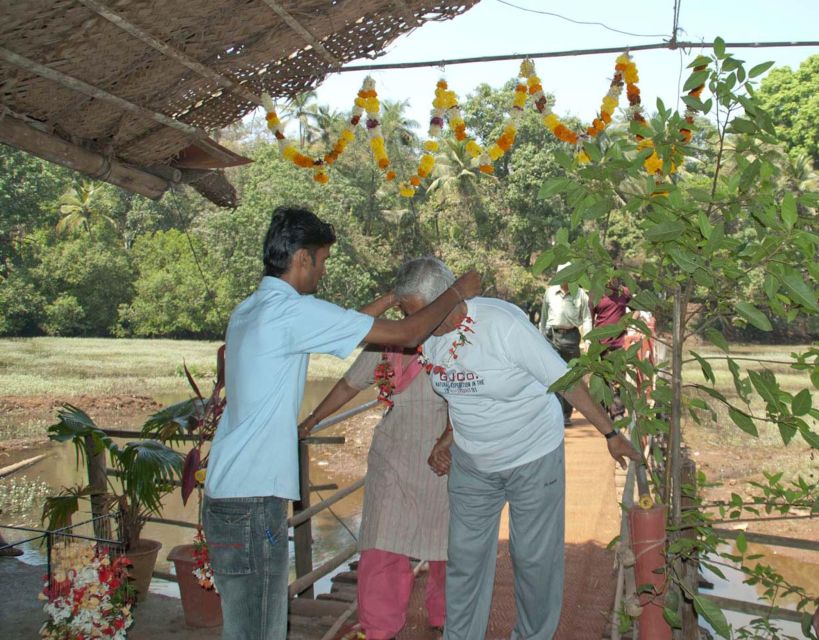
[303,0,819,133]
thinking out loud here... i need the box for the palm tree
[314,104,346,147]
[281,90,320,148]
[56,182,115,235]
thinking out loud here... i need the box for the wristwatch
[604,429,619,440]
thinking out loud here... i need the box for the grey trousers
[444,444,565,640]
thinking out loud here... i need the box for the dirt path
[398,414,620,639]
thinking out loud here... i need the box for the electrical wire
[495,0,669,39]
[313,487,359,542]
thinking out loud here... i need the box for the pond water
[699,540,819,637]
[0,380,375,596]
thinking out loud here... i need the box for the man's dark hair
[262,207,336,277]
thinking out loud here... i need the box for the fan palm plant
[43,404,183,549]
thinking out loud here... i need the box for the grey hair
[394,257,455,304]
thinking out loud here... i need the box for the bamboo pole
[0,115,169,199]
[0,46,204,139]
[0,454,47,478]
[288,543,357,598]
[288,478,365,528]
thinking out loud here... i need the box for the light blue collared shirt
[205,277,374,500]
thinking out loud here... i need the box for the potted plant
[42,405,183,601]
[142,347,225,627]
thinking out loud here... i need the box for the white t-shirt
[423,297,568,473]
[205,276,374,500]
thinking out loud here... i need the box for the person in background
[591,277,633,419]
[539,262,593,426]
[397,257,641,640]
[203,208,480,640]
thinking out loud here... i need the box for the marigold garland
[262,76,389,185]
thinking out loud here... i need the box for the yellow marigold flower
[487,144,504,161]
[423,140,439,152]
[602,96,618,113]
[437,80,448,89]
[616,53,630,66]
[449,117,464,129]
[420,154,435,171]
[466,140,483,158]
[341,129,355,142]
[282,146,298,160]
[355,97,365,108]
[194,469,207,483]
[399,186,415,198]
[643,152,663,174]
[365,97,380,113]
[527,75,541,87]
[513,93,527,109]
[576,150,591,164]
[637,138,654,150]
[520,59,535,77]
[543,113,560,131]
[370,136,385,151]
[624,67,639,84]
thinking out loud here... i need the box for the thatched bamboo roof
[0,0,480,205]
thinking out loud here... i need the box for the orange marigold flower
[378,158,390,170]
[680,129,692,143]
[417,167,428,178]
[479,164,494,174]
[601,111,612,124]
[437,80,448,89]
[689,87,704,99]
[515,84,527,93]
[313,171,329,184]
[385,171,397,181]
[528,84,543,95]
[410,175,421,187]
[295,155,314,169]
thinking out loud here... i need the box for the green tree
[757,54,819,167]
[55,182,116,235]
[119,229,226,338]
[538,42,819,638]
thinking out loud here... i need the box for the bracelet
[604,429,619,440]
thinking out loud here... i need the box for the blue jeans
[202,495,289,640]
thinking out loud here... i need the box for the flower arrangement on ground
[39,542,136,640]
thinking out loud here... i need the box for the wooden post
[680,458,699,639]
[293,440,314,599]
[84,436,109,540]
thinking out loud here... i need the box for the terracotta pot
[126,538,162,602]
[168,544,222,627]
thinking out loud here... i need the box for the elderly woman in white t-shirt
[395,257,640,640]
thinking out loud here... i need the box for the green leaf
[663,606,683,629]
[532,249,555,276]
[730,118,757,135]
[735,302,772,331]
[684,70,709,92]
[551,261,587,284]
[792,389,812,417]
[553,149,573,170]
[713,37,726,58]
[645,221,686,242]
[539,178,569,199]
[668,247,700,273]
[704,328,729,352]
[690,351,716,384]
[583,141,602,163]
[800,428,819,450]
[781,192,797,229]
[681,95,705,112]
[693,596,730,638]
[729,408,758,437]
[780,270,818,311]
[778,421,797,445]
[748,61,775,78]
[736,531,747,554]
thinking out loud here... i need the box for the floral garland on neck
[374,355,396,409]
[417,315,476,373]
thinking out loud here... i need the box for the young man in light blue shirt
[203,207,479,640]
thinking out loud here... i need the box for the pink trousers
[357,549,446,639]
